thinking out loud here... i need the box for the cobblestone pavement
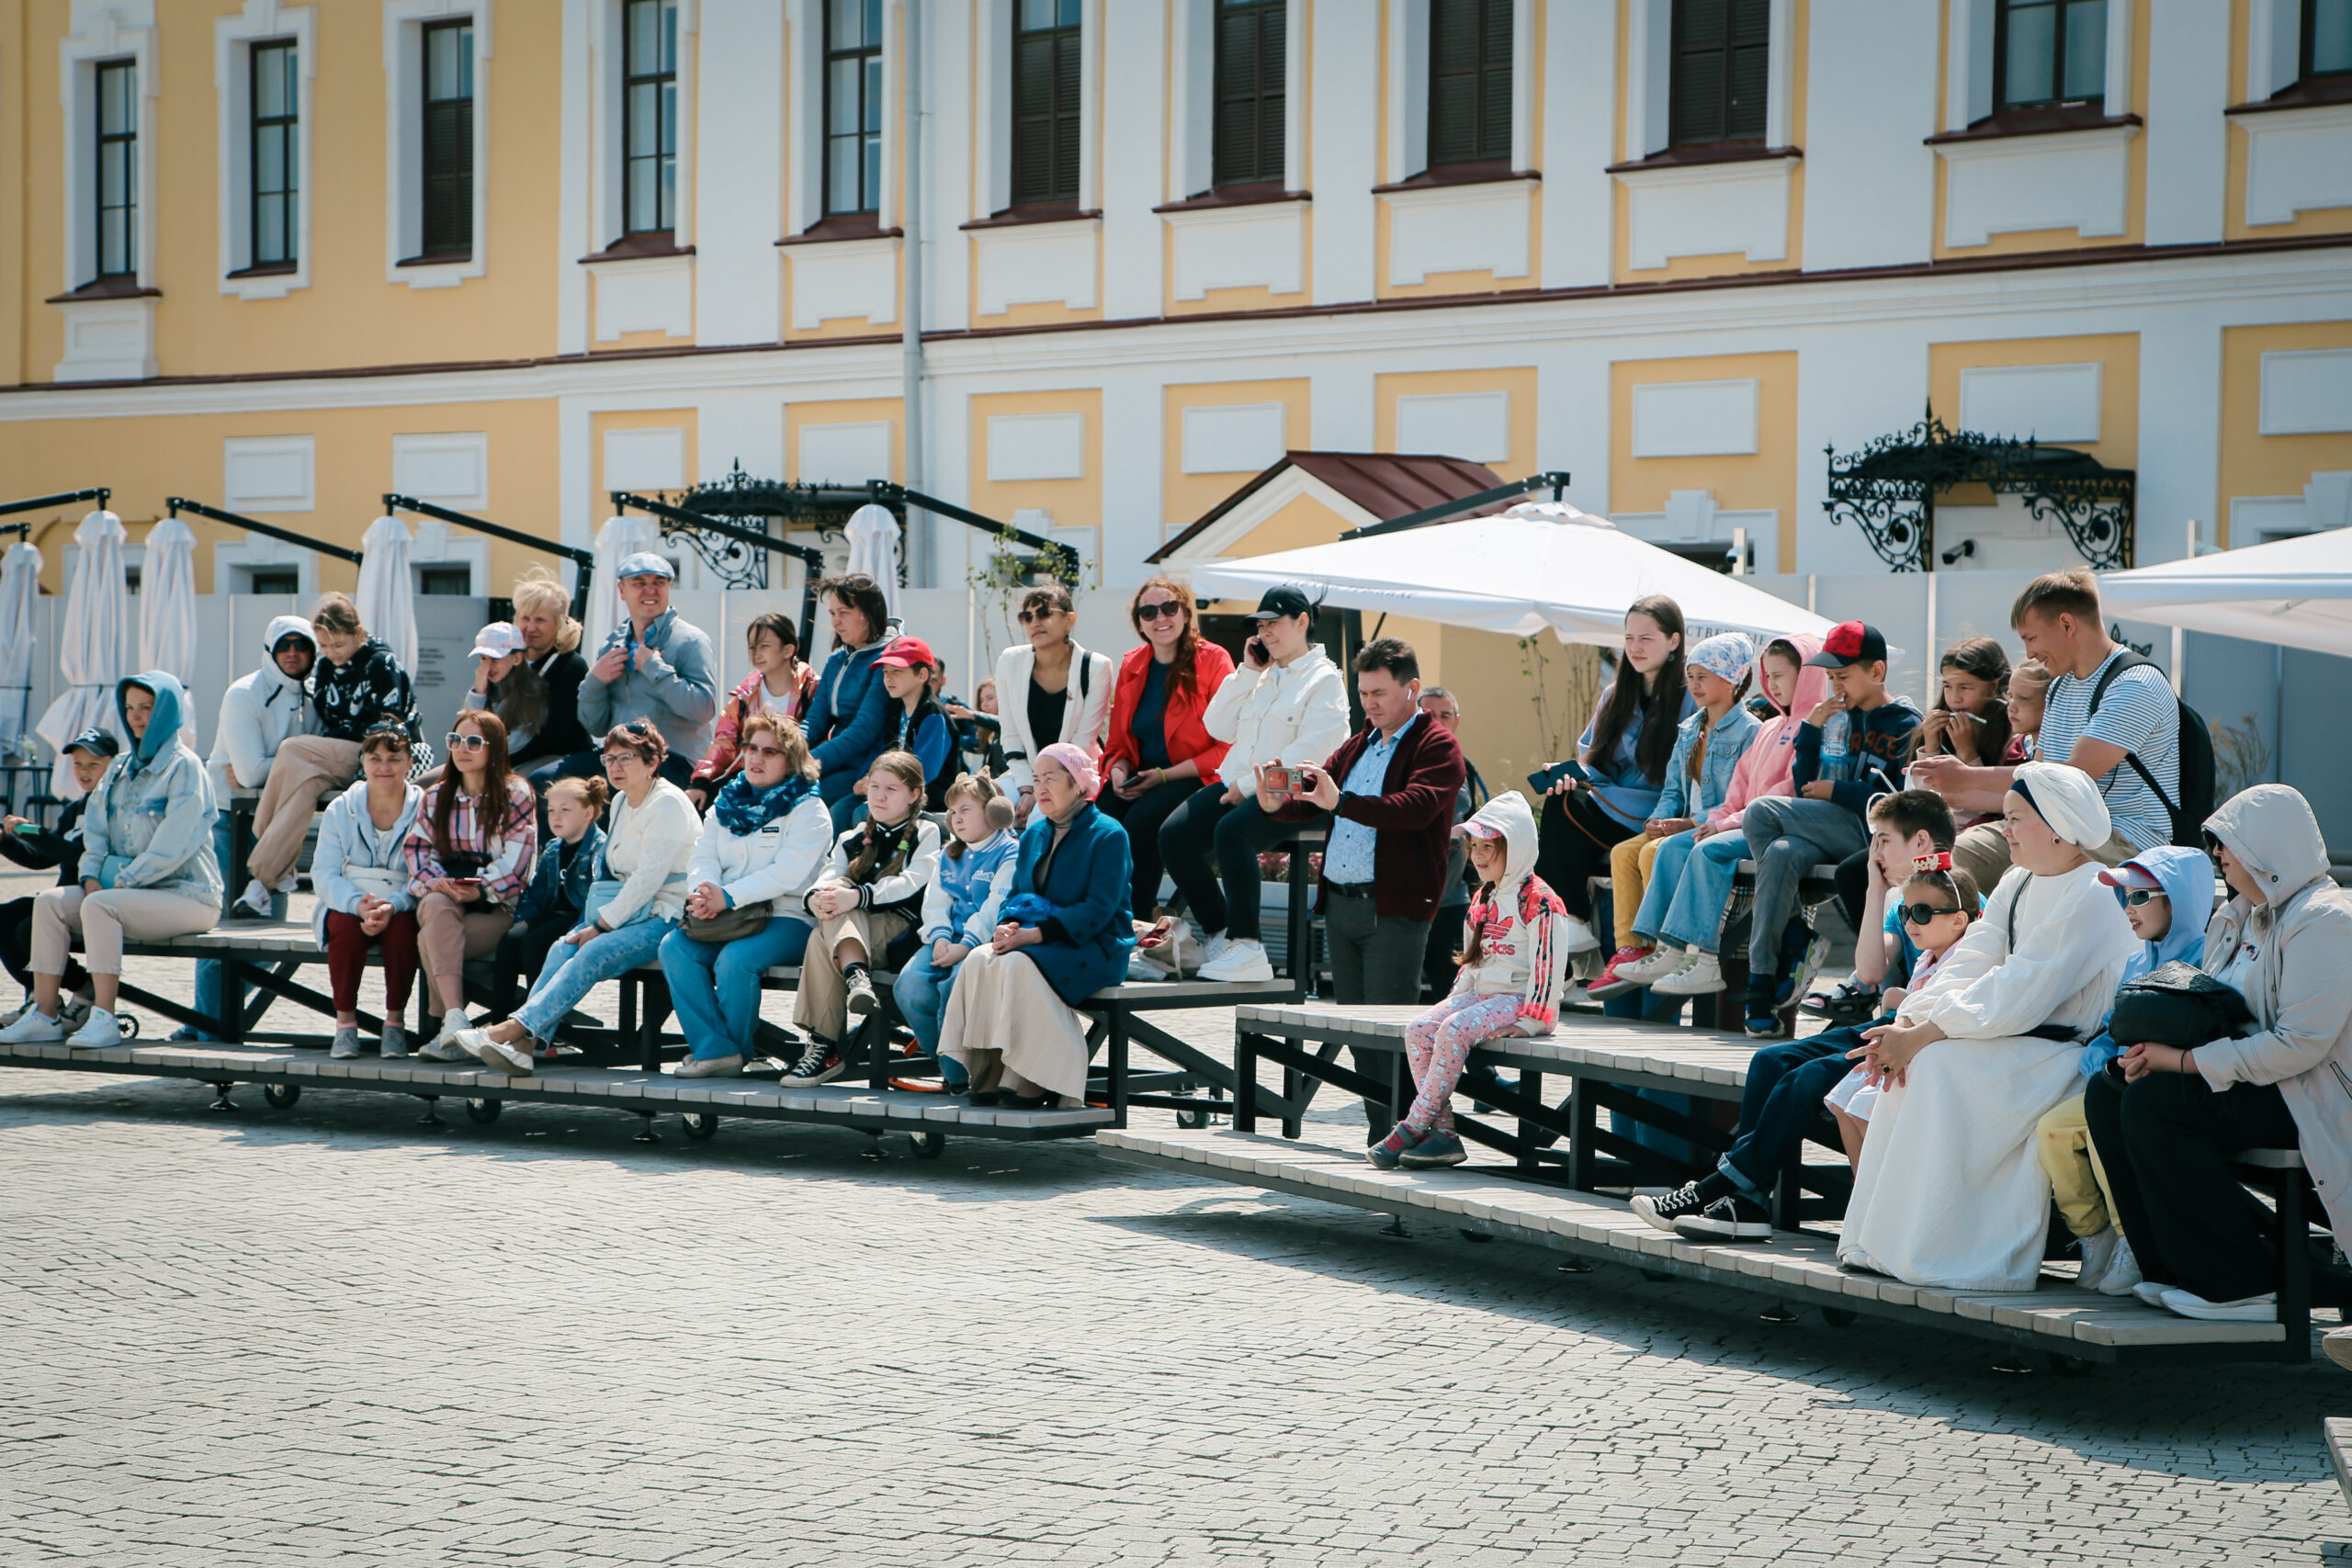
[0,880,2343,1565]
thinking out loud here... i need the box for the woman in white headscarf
[1835,761,2140,1291]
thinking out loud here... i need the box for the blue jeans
[1654,829,1751,954]
[1716,1025,1869,1201]
[893,948,968,1088]
[515,918,673,1043]
[658,916,811,1061]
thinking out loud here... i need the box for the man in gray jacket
[571,552,717,790]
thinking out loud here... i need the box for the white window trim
[57,0,160,297]
[590,0,697,251]
[381,0,494,289]
[1943,0,2132,131]
[1167,0,1306,199]
[215,1,317,300]
[972,0,1100,219]
[785,0,896,235]
[1384,0,1534,185]
[1622,0,1796,163]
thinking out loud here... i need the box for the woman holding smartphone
[406,711,539,1054]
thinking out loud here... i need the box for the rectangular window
[96,60,138,278]
[2308,0,2352,78]
[1427,0,1512,168]
[1212,0,1285,188]
[1669,0,1769,147]
[823,0,884,217]
[250,41,299,267]
[1010,0,1081,207]
[421,19,475,258]
[623,0,678,233]
[1994,0,2107,110]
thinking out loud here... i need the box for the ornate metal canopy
[1823,412,2135,573]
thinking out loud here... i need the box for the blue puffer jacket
[1652,703,1761,822]
[79,671,221,907]
[806,620,901,801]
[1001,803,1134,1004]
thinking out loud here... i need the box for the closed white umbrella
[586,513,661,654]
[1184,502,1836,649]
[139,514,198,686]
[0,541,42,750]
[34,508,130,795]
[355,513,418,675]
[2099,529,2352,658]
[845,502,900,617]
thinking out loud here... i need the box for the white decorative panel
[1382,180,1534,287]
[1393,391,1511,464]
[1959,362,2103,443]
[391,432,490,506]
[1935,126,2135,247]
[1165,202,1306,301]
[603,428,687,492]
[53,297,159,383]
[588,255,695,342]
[1615,155,1795,271]
[2260,348,2352,435]
[798,421,895,483]
[1181,403,1290,475]
[222,435,317,513]
[786,237,899,330]
[1629,379,1759,458]
[971,220,1099,317]
[2241,103,2352,228]
[986,412,1087,481]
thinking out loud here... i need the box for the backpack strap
[2084,650,2181,820]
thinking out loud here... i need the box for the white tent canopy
[2099,528,2352,659]
[1183,502,1836,649]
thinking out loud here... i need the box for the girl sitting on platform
[311,722,425,1060]
[1368,790,1570,1171]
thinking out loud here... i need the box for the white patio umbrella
[1183,502,1837,649]
[355,513,418,674]
[0,541,42,750]
[845,502,901,618]
[2098,528,2352,659]
[585,512,661,654]
[138,514,198,687]
[34,509,130,796]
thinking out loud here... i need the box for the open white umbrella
[355,514,418,674]
[34,509,129,795]
[585,513,661,654]
[2099,529,2352,659]
[1184,502,1836,649]
[139,515,198,687]
[845,503,900,618]
[0,542,41,750]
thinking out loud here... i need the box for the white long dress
[1836,861,2139,1292]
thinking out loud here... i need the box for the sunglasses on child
[1899,901,1964,925]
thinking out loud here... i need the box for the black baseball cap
[1249,583,1317,621]
[1805,621,1888,669]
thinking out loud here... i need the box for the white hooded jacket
[209,614,317,795]
[1451,791,1571,1032]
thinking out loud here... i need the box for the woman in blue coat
[804,574,900,830]
[939,742,1133,1108]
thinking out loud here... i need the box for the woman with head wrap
[938,741,1134,1109]
[1830,761,2140,1291]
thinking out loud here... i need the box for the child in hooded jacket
[1370,791,1570,1172]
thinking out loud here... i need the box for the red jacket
[1282,715,1466,920]
[1102,640,1237,785]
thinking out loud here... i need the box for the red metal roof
[1148,450,1509,563]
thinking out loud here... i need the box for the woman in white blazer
[992,583,1114,824]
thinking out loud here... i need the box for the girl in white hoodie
[1370,791,1570,1171]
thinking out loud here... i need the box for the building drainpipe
[900,0,927,589]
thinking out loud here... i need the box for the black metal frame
[249,39,298,267]
[381,493,598,622]
[1338,470,1572,540]
[1823,410,2135,573]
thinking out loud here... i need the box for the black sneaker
[1630,1174,1732,1235]
[779,1042,845,1086]
[1672,1193,1772,1241]
[1801,979,1881,1027]
[844,969,877,1019]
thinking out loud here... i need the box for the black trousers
[1534,788,1638,923]
[2084,1064,2302,1303]
[1095,777,1194,923]
[1159,784,1319,942]
[0,897,86,995]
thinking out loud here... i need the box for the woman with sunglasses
[310,724,426,1059]
[405,712,538,1054]
[453,720,699,1075]
[1098,577,1234,935]
[992,584,1114,829]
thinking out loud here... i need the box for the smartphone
[1526,759,1591,795]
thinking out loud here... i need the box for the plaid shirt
[403,775,539,906]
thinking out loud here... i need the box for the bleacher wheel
[910,1130,946,1159]
[262,1083,300,1111]
[681,1111,719,1141]
[464,1098,503,1125]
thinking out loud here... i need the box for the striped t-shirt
[2030,649,2180,852]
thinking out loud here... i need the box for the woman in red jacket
[1099,577,1235,922]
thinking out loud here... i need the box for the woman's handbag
[683,900,770,944]
[2107,960,2256,1048]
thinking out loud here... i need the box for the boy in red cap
[876,636,957,812]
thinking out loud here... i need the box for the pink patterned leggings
[1401,991,1525,1134]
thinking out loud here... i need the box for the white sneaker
[1557,915,1600,955]
[2095,1235,2143,1297]
[1613,946,1690,987]
[0,1007,69,1043]
[1651,953,1725,996]
[2132,1280,2172,1308]
[1197,938,1273,983]
[66,1009,121,1048]
[2158,1287,2277,1323]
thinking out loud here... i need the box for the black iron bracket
[167,496,365,565]
[1340,470,1573,540]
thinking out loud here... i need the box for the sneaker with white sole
[0,1007,69,1043]
[1557,915,1601,956]
[379,1024,411,1060]
[66,1009,121,1048]
[1651,953,1726,996]
[1197,938,1273,983]
[330,1027,363,1060]
[2158,1287,2277,1323]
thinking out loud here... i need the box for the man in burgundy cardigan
[1270,637,1466,1135]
